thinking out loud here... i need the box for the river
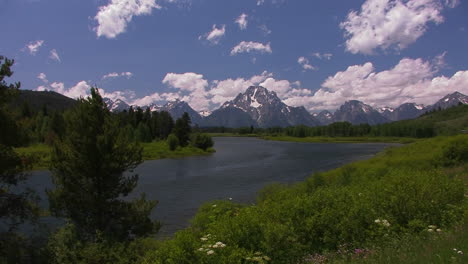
[29,137,395,236]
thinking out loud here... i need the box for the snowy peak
[333,100,388,125]
[315,110,334,125]
[104,98,130,112]
[216,86,319,127]
[430,91,468,111]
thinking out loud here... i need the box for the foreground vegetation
[34,135,465,264]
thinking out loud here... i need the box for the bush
[167,134,179,151]
[192,133,214,151]
[440,135,468,166]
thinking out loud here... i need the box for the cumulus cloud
[94,0,162,39]
[230,41,272,55]
[340,0,446,54]
[307,57,468,111]
[25,40,44,55]
[162,72,210,110]
[297,56,316,71]
[235,13,248,30]
[49,49,61,62]
[199,24,226,44]
[37,81,91,99]
[102,71,134,79]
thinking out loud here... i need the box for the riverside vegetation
[1,56,467,263]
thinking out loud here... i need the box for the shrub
[167,134,179,151]
[192,133,214,151]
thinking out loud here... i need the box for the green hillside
[13,90,77,112]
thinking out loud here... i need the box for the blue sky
[1,0,468,112]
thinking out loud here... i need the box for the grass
[261,135,419,144]
[15,141,215,171]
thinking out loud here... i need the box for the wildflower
[263,256,271,261]
[198,248,204,251]
[453,248,458,251]
[436,228,442,232]
[428,225,437,229]
[457,251,463,255]
[374,219,381,223]
[213,244,218,248]
[428,229,434,232]
[212,204,217,208]
[220,243,226,248]
[201,237,208,241]
[207,250,214,255]
[228,197,233,200]
[255,251,262,256]
[382,220,390,227]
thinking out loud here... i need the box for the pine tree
[173,112,191,147]
[0,56,40,261]
[48,88,159,241]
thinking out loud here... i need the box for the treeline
[10,93,213,150]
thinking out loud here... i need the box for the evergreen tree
[173,112,191,147]
[0,56,40,262]
[47,88,159,241]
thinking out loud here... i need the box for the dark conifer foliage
[0,56,40,263]
[47,88,159,241]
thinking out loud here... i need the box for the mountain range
[18,87,468,128]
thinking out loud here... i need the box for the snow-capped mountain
[103,98,130,112]
[333,100,388,125]
[199,110,211,117]
[380,103,425,121]
[212,86,320,127]
[314,110,334,125]
[427,92,468,111]
[156,99,203,125]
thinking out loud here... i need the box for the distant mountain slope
[378,103,468,136]
[15,90,77,111]
[157,99,204,125]
[213,86,320,128]
[380,103,425,121]
[426,91,468,112]
[333,100,388,125]
[314,110,333,125]
[203,107,256,127]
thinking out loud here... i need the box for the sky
[1,0,468,112]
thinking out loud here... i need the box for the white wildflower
[201,237,208,241]
[436,228,442,232]
[212,204,217,208]
[458,251,463,255]
[374,219,381,223]
[207,250,214,255]
[428,229,434,232]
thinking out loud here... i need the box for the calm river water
[29,137,394,236]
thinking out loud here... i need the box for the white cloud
[200,24,226,44]
[297,56,316,71]
[312,52,333,60]
[102,71,134,79]
[94,0,162,39]
[256,0,265,5]
[162,72,210,110]
[25,40,44,55]
[37,81,91,99]
[340,0,445,54]
[37,73,48,83]
[235,13,248,30]
[49,49,61,62]
[308,57,468,111]
[209,71,272,105]
[230,41,272,55]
